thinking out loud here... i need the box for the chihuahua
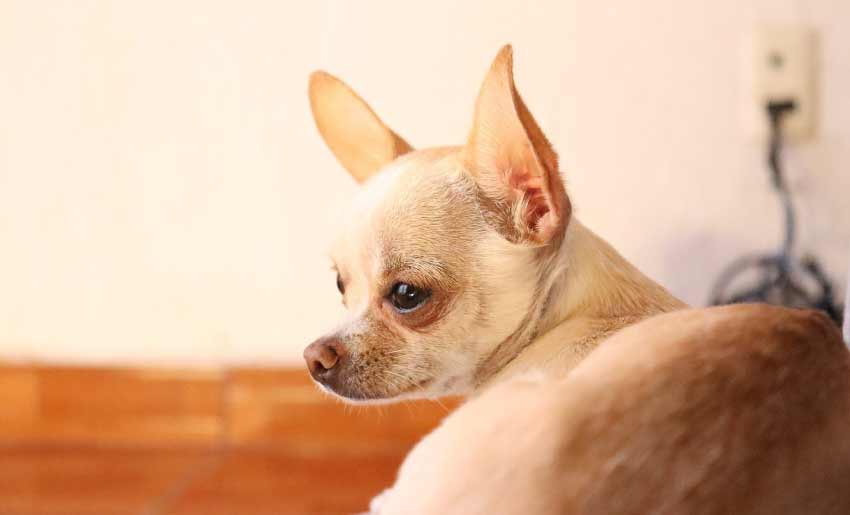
[304,45,685,403]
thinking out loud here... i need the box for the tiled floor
[0,366,451,514]
[0,446,401,515]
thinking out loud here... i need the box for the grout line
[143,449,226,515]
[219,368,232,447]
[0,440,219,453]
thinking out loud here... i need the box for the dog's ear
[309,71,413,183]
[464,45,570,244]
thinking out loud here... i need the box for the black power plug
[766,99,796,189]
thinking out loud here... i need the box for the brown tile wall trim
[0,364,458,452]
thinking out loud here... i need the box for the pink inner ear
[509,169,552,234]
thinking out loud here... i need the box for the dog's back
[377,304,850,515]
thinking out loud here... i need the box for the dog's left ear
[309,71,413,183]
[464,45,570,244]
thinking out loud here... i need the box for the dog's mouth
[319,374,434,403]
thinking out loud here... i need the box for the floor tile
[34,367,225,446]
[0,367,38,441]
[226,368,458,453]
[0,446,212,515]
[164,449,403,515]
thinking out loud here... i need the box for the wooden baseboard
[0,365,458,452]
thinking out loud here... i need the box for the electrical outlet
[744,26,817,141]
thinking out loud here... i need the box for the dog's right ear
[309,71,413,183]
[464,46,570,245]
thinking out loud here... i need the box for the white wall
[0,0,847,365]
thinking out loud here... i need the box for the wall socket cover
[744,26,817,141]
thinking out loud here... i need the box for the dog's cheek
[350,315,422,395]
[438,302,499,388]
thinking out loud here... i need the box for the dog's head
[304,46,571,402]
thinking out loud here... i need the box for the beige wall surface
[1,1,847,365]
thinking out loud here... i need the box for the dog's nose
[304,337,344,382]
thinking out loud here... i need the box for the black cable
[767,100,797,258]
[709,100,843,325]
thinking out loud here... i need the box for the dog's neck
[472,219,685,391]
[541,221,685,330]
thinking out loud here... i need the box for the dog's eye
[389,282,430,313]
[336,274,345,294]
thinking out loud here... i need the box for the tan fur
[307,45,683,403]
[309,71,412,183]
[373,305,850,514]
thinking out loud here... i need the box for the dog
[304,45,685,403]
[370,304,850,514]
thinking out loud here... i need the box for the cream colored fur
[370,305,850,515]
